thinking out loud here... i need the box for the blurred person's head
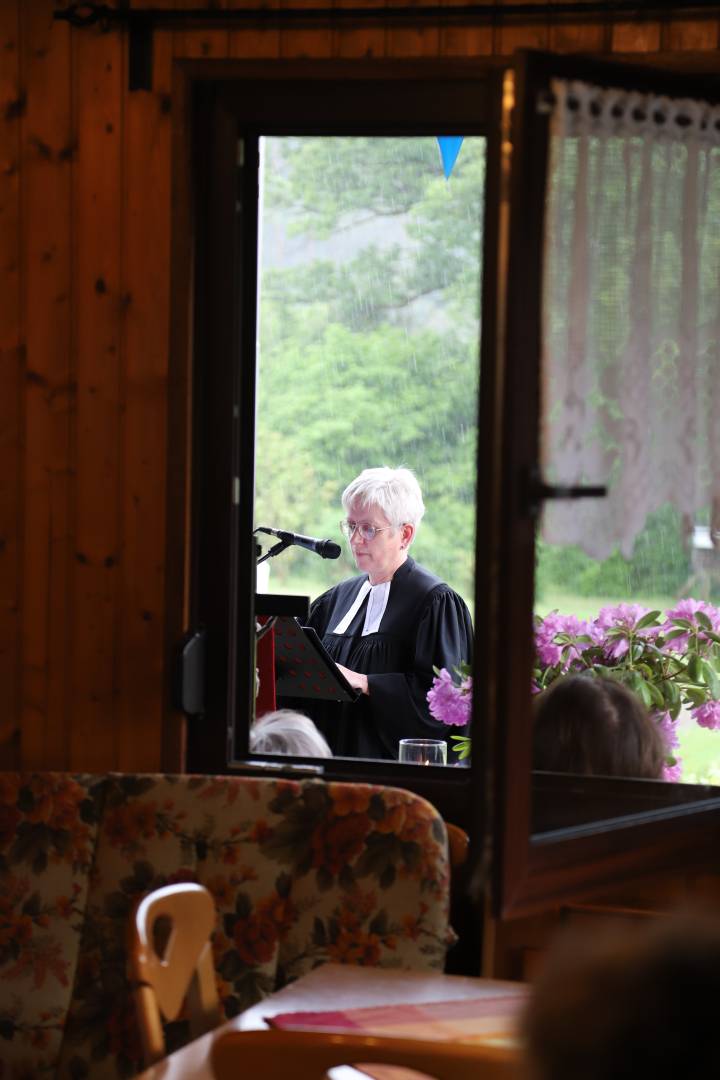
[533,674,665,779]
[250,709,332,758]
[523,913,720,1080]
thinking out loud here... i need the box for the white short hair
[341,466,425,529]
[250,709,332,758]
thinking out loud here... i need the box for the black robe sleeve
[294,561,473,761]
[366,587,473,756]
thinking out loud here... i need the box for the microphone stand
[254,531,284,641]
[255,526,291,566]
[254,530,316,644]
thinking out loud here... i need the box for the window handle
[524,467,607,517]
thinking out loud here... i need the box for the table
[135,964,526,1080]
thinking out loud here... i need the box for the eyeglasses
[340,520,394,542]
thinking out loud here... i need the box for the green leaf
[635,610,661,629]
[647,682,665,709]
[687,655,704,683]
[702,660,720,699]
[696,611,713,631]
[635,680,653,708]
[450,734,472,760]
[665,679,680,708]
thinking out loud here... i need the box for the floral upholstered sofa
[0,772,453,1079]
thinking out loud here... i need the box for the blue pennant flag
[436,136,464,179]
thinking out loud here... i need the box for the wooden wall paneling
[611,17,662,54]
[662,13,719,53]
[70,18,124,771]
[279,0,335,59]
[495,0,550,56]
[439,7,493,59]
[175,0,230,61]
[0,0,21,763]
[387,2,440,58]
[548,12,609,54]
[333,0,386,60]
[20,1,74,769]
[332,0,387,60]
[228,0,281,60]
[117,4,173,771]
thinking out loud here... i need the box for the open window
[491,51,720,917]
[182,65,501,909]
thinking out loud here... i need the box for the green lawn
[535,588,677,623]
[677,719,720,785]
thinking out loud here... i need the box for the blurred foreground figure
[251,708,332,757]
[533,674,666,779]
[522,913,720,1080]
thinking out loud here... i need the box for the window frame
[170,50,720,929]
[492,49,720,918]
[178,63,503,931]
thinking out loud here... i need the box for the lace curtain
[541,78,720,559]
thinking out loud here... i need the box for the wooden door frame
[164,59,503,975]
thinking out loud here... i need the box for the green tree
[255,136,484,603]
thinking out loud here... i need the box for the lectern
[255,594,359,717]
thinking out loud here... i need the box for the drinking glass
[398,738,447,765]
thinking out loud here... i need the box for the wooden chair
[129,882,222,1066]
[211,1028,522,1080]
[445,821,469,869]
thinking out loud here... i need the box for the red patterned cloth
[268,991,529,1048]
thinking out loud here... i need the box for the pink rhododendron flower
[535,612,566,668]
[535,612,593,671]
[692,700,720,731]
[594,603,656,660]
[660,599,720,653]
[427,668,471,728]
[557,615,594,666]
[655,711,680,752]
[595,602,652,630]
[663,759,683,783]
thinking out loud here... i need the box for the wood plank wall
[1,0,719,773]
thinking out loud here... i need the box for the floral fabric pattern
[0,773,104,1080]
[0,772,452,1080]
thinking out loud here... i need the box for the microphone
[258,527,341,560]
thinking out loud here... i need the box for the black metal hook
[54,4,114,29]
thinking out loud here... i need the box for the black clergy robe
[305,556,473,761]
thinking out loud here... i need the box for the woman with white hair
[250,709,333,758]
[305,466,473,761]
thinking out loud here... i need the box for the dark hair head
[523,913,720,1080]
[533,675,665,779]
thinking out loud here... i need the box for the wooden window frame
[492,49,720,917]
[167,50,720,926]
